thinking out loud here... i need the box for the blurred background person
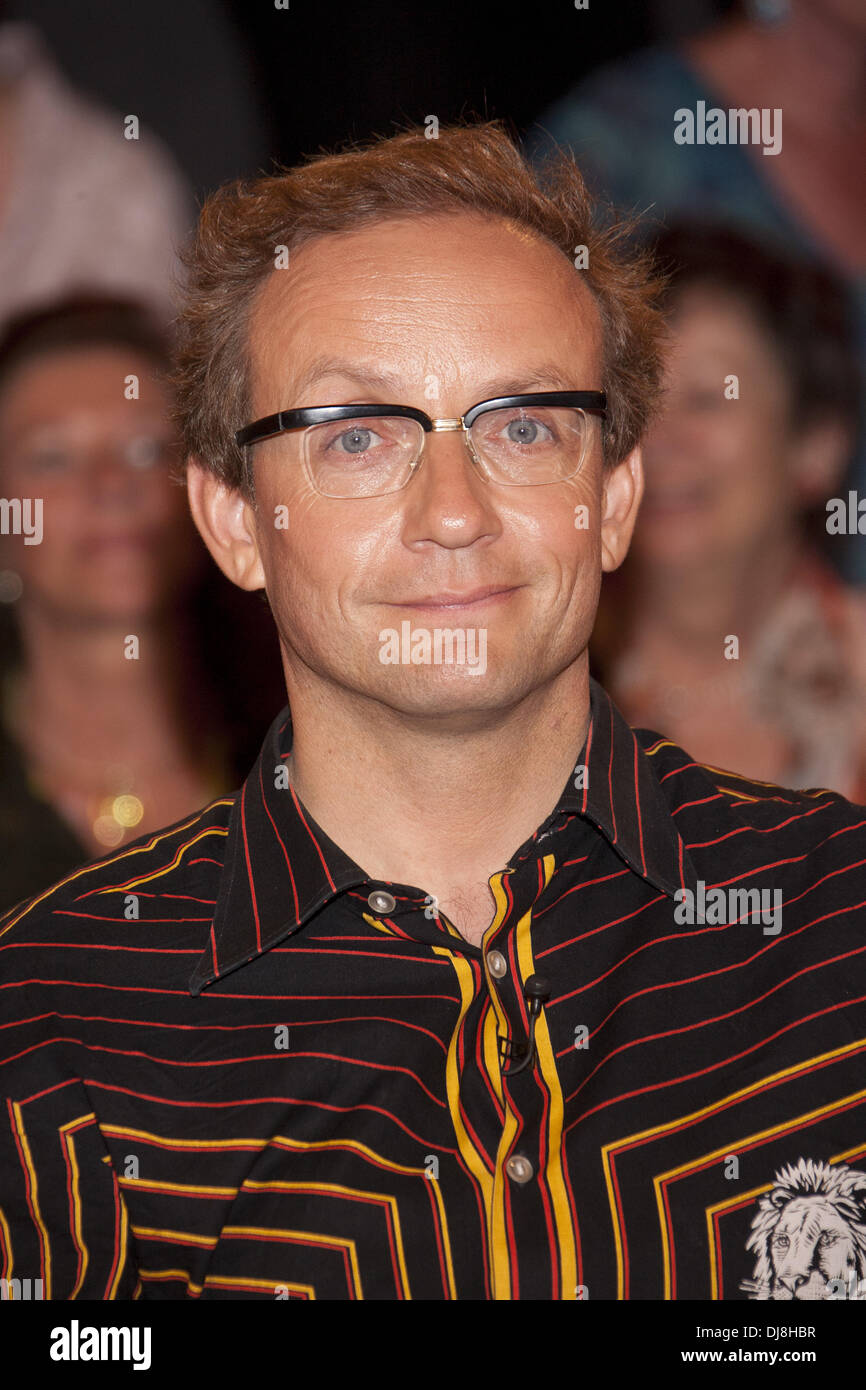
[529,0,866,585]
[0,19,193,325]
[592,223,866,800]
[0,295,283,912]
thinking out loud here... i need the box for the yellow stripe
[831,1140,866,1165]
[699,1088,866,1299]
[205,1274,316,1298]
[437,935,511,1298]
[60,1125,89,1298]
[101,1124,269,1152]
[0,815,232,938]
[643,742,783,791]
[108,1190,130,1299]
[132,1226,218,1249]
[235,1193,404,1298]
[481,873,522,1299]
[104,825,230,893]
[138,1266,204,1294]
[118,1176,238,1197]
[103,1124,455,1292]
[224,1226,362,1297]
[11,1102,50,1299]
[425,1172,458,1299]
[603,1036,866,1298]
[362,912,397,936]
[514,872,578,1301]
[482,999,505,1109]
[0,1205,12,1280]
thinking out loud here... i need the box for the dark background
[4,0,732,200]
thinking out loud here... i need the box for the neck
[625,533,801,656]
[283,653,593,892]
[13,602,199,757]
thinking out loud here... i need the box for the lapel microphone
[499,974,551,1076]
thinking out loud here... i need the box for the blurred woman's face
[0,345,200,623]
[636,286,799,572]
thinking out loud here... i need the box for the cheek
[717,402,785,473]
[509,486,601,603]
[256,491,381,618]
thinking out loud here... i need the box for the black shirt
[1,677,864,1300]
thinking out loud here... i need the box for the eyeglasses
[235,391,606,498]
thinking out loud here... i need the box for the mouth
[82,534,153,554]
[389,585,521,612]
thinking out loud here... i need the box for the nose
[87,444,142,507]
[401,427,500,549]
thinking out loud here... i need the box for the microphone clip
[499,974,551,1076]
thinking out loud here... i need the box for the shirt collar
[554,676,700,900]
[190,677,699,994]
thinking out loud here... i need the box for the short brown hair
[171,120,667,497]
[0,292,171,400]
[653,221,860,433]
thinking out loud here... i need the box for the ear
[600,444,644,574]
[789,417,853,507]
[185,457,265,592]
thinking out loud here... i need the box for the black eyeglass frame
[235,391,607,450]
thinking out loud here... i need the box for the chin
[370,671,519,722]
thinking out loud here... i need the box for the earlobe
[600,445,644,573]
[185,457,266,592]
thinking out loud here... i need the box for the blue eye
[338,427,374,454]
[503,417,552,446]
[328,425,387,455]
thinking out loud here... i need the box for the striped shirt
[1,676,865,1301]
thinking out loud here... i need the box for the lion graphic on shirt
[739,1158,866,1300]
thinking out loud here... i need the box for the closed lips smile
[392,586,519,609]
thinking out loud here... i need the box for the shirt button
[486,950,508,978]
[505,1155,534,1184]
[367,890,396,914]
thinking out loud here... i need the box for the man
[1,122,864,1302]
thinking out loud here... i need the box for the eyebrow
[289,355,585,403]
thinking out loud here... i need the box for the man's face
[212,211,639,724]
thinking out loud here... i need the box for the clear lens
[301,406,591,497]
[469,406,589,484]
[304,415,424,497]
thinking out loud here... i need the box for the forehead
[0,345,165,424]
[247,212,603,402]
